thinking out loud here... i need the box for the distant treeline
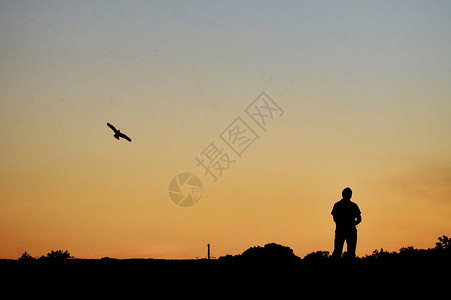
[219,235,451,264]
[16,235,450,264]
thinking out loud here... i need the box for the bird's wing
[107,123,118,133]
[120,132,132,142]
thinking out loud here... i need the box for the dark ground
[2,239,449,295]
[2,251,449,293]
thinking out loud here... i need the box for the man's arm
[355,214,362,226]
[331,204,337,223]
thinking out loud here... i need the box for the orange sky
[1,1,450,259]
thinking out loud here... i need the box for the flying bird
[107,123,132,142]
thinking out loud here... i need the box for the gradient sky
[1,0,450,259]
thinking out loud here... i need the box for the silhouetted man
[331,187,362,258]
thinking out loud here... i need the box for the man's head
[342,187,352,200]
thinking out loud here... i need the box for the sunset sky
[1,1,450,259]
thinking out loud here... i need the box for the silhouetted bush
[18,251,35,261]
[217,254,234,262]
[361,236,451,266]
[219,243,300,264]
[364,248,395,261]
[242,243,300,263]
[40,250,73,261]
[303,250,330,263]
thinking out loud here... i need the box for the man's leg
[332,231,345,258]
[346,230,357,258]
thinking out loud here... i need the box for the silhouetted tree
[218,243,300,264]
[40,250,73,261]
[18,251,35,261]
[435,235,450,250]
[239,243,300,263]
